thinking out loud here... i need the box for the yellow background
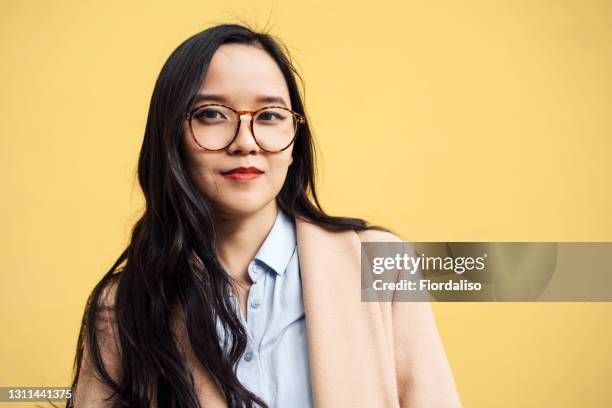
[1,0,611,406]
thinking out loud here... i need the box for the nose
[226,114,260,155]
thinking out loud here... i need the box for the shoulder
[356,228,402,243]
[294,217,403,251]
[90,274,121,332]
[357,229,418,270]
[97,273,121,310]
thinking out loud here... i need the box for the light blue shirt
[220,208,313,407]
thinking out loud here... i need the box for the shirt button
[253,264,261,273]
[250,300,260,309]
[244,351,253,362]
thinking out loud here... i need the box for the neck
[214,200,279,283]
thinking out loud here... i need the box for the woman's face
[182,43,294,217]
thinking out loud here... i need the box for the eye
[256,109,286,122]
[194,108,228,122]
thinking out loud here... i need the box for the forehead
[198,43,290,108]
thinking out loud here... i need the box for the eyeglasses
[184,103,306,153]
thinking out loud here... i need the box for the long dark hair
[67,23,391,408]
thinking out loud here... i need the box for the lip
[221,166,264,181]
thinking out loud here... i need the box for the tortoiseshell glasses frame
[184,103,306,153]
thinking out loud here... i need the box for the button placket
[246,261,267,350]
[237,343,263,399]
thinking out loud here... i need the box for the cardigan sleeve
[357,229,463,408]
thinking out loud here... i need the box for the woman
[68,23,461,407]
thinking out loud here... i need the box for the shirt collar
[253,208,296,276]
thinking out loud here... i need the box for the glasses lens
[190,105,237,150]
[253,107,298,152]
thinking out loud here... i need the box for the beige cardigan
[75,218,462,407]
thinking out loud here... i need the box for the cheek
[189,160,216,194]
[183,140,220,195]
[266,155,293,190]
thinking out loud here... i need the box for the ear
[289,154,294,166]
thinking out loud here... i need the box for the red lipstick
[221,166,264,181]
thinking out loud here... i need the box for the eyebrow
[193,93,288,108]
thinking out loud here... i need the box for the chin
[214,196,271,217]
